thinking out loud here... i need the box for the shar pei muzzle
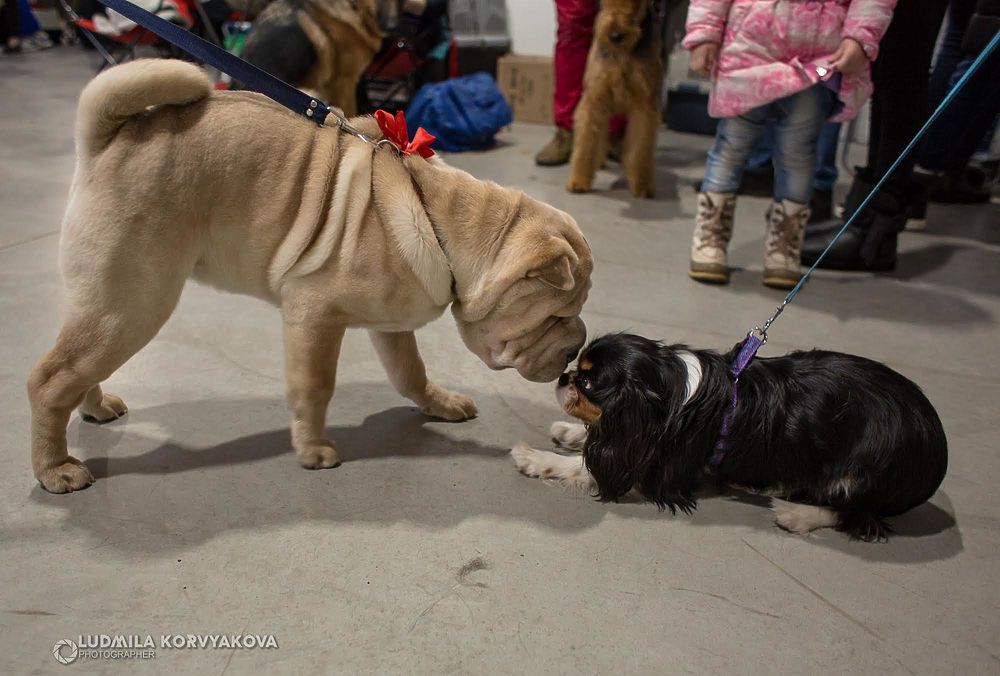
[27,59,593,493]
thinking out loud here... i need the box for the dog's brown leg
[330,75,358,117]
[28,335,98,494]
[283,320,346,469]
[567,91,610,194]
[368,330,477,421]
[623,103,659,199]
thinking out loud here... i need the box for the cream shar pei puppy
[28,59,592,493]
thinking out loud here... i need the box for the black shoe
[801,170,903,271]
[927,173,991,204]
[607,136,624,163]
[801,222,898,271]
[808,189,833,224]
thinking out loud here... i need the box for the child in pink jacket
[683,0,895,288]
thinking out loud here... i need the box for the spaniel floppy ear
[584,359,703,514]
[583,378,668,504]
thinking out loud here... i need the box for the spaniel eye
[578,377,593,391]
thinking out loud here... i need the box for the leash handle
[761,29,1000,333]
[96,0,334,125]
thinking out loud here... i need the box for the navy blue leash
[95,0,403,148]
[96,0,339,125]
[711,29,1000,466]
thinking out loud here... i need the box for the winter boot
[689,192,737,284]
[763,200,810,289]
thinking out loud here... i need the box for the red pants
[553,0,626,135]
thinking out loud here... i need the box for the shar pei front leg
[368,330,478,421]
[283,320,347,469]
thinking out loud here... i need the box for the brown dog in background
[566,0,663,198]
[239,0,403,116]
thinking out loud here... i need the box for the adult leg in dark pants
[801,0,949,271]
[536,0,626,166]
[2,0,22,53]
[917,0,1000,203]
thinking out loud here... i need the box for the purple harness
[708,333,764,468]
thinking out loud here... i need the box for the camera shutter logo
[52,639,79,665]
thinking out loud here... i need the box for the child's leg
[691,109,770,284]
[764,85,833,288]
[771,85,833,204]
[702,110,770,195]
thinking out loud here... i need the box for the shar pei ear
[403,155,586,324]
[527,244,575,290]
[461,234,581,322]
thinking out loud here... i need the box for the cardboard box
[496,54,554,125]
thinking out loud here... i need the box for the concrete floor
[2,49,999,675]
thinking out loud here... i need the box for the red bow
[374,109,435,158]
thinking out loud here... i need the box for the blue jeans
[703,85,835,203]
[746,122,842,191]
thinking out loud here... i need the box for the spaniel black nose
[609,32,624,43]
[558,372,570,387]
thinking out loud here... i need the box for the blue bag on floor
[406,72,513,153]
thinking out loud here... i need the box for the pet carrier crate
[449,0,511,76]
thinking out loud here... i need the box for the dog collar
[709,333,764,468]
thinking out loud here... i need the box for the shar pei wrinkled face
[453,205,591,382]
[409,160,593,382]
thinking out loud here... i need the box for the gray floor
[2,50,999,675]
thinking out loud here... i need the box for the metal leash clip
[316,102,396,152]
[754,300,790,345]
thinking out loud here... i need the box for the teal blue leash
[755,29,1000,343]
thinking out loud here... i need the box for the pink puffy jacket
[683,0,897,122]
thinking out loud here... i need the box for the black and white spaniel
[512,333,948,540]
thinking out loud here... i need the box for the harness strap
[709,333,763,467]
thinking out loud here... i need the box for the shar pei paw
[420,383,478,421]
[37,456,95,493]
[296,440,342,469]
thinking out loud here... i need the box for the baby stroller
[59,0,224,71]
[357,14,456,115]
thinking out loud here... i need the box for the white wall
[506,0,556,56]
